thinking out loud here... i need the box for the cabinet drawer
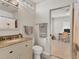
[0,40,32,59]
[17,40,32,48]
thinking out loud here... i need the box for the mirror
[0,0,18,30]
[50,5,72,59]
[0,16,17,29]
[0,3,18,29]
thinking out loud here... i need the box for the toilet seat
[33,45,43,54]
[33,45,43,51]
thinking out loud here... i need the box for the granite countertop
[0,37,32,48]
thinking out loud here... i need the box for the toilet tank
[38,38,47,52]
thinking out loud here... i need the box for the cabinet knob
[25,44,28,47]
[9,51,13,53]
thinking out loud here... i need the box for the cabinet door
[0,47,9,59]
[7,44,20,59]
[18,41,32,59]
[0,46,19,59]
[7,50,19,59]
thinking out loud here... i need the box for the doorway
[50,5,73,59]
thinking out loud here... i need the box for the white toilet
[33,45,43,59]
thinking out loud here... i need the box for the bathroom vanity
[0,37,32,59]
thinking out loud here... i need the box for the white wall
[35,0,72,55]
[18,4,35,37]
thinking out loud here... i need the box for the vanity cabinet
[0,40,32,59]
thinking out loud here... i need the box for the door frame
[49,4,74,59]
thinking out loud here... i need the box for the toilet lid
[33,45,43,51]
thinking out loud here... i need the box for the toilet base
[34,54,41,59]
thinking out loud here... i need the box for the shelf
[0,0,18,13]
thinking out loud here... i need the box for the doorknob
[9,51,13,53]
[25,44,28,47]
[50,34,51,36]
[50,34,56,40]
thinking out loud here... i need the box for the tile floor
[41,40,79,59]
[77,52,79,59]
[41,39,72,59]
[51,40,71,59]
[42,54,62,59]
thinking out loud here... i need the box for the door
[7,50,19,59]
[50,5,73,59]
[73,1,79,59]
